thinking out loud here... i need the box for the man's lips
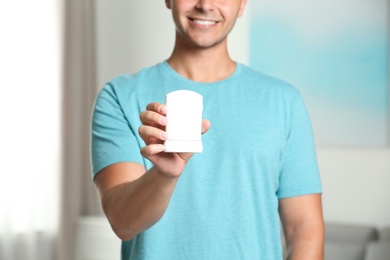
[188,17,218,26]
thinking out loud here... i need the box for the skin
[94,0,324,258]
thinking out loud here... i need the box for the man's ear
[238,0,247,17]
[165,0,171,9]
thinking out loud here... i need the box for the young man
[91,0,324,259]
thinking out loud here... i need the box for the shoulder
[106,63,163,89]
[97,62,165,100]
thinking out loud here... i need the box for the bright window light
[0,0,62,235]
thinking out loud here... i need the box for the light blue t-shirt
[91,61,322,260]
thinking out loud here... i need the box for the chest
[202,88,287,164]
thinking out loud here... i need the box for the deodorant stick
[164,90,203,153]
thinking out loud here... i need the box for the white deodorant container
[164,90,203,153]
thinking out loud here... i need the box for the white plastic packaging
[164,90,203,153]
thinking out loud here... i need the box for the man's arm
[94,102,210,241]
[94,162,180,241]
[279,194,324,260]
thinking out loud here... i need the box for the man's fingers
[146,102,167,115]
[140,110,167,128]
[139,125,167,144]
[201,119,211,134]
[140,144,165,158]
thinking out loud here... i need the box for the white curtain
[0,0,102,259]
[57,0,103,259]
[0,0,62,259]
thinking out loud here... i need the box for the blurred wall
[94,0,390,228]
[250,0,389,147]
[318,147,390,227]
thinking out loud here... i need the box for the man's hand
[138,102,210,178]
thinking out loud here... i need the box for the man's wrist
[151,166,180,184]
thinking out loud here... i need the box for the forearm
[279,194,324,260]
[285,221,324,260]
[102,166,178,241]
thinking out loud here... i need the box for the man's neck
[167,39,236,83]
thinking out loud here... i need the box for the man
[91,0,324,259]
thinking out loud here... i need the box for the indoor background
[0,0,389,259]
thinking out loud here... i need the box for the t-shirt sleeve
[90,83,144,179]
[276,93,322,198]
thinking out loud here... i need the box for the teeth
[193,19,216,25]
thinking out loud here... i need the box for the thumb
[201,119,211,134]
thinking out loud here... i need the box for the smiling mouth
[189,18,217,26]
